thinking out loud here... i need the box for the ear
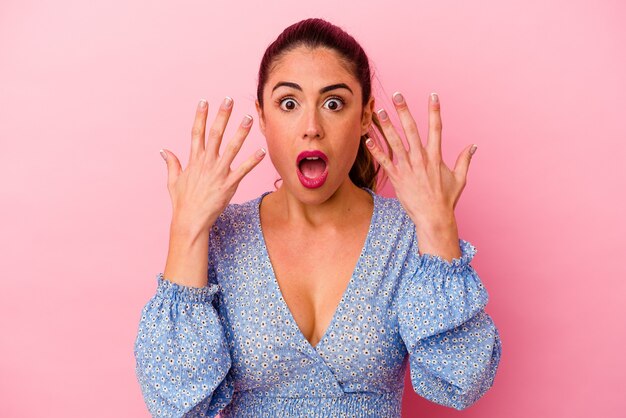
[255,100,266,135]
[361,96,375,136]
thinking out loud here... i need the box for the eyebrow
[271,81,353,95]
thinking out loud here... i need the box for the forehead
[266,46,359,92]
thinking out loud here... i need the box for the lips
[296,150,329,166]
[296,150,329,189]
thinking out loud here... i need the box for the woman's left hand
[365,92,477,256]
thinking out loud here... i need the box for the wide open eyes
[279,97,297,111]
[277,96,345,112]
[323,97,344,111]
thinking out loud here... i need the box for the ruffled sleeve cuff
[155,272,221,304]
[418,238,477,277]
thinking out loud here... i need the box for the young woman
[134,18,502,417]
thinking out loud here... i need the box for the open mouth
[298,157,327,178]
[296,150,329,178]
[296,150,329,188]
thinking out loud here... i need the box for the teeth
[304,157,319,160]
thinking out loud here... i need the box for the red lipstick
[296,150,329,189]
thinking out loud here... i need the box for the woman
[134,18,502,417]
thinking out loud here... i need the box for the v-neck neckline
[254,187,378,352]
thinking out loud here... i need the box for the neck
[269,179,372,229]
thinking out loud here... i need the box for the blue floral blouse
[134,187,502,417]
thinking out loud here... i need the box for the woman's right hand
[160,97,266,236]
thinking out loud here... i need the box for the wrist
[170,217,213,243]
[414,219,462,262]
[414,211,458,236]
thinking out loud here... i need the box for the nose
[302,107,323,139]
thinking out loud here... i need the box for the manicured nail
[223,96,233,109]
[159,149,167,161]
[255,147,266,158]
[470,144,478,155]
[199,99,207,109]
[377,109,388,121]
[365,138,375,148]
[431,92,439,103]
[392,92,404,104]
[242,114,253,127]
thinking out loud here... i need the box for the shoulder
[211,192,267,235]
[208,193,265,259]
[371,191,415,231]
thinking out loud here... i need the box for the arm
[134,217,234,417]
[162,217,216,288]
[134,274,234,417]
[398,237,502,410]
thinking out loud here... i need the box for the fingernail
[431,92,439,103]
[392,92,404,104]
[377,109,388,121]
[159,149,167,161]
[223,96,233,109]
[199,99,207,109]
[470,144,477,155]
[365,138,375,148]
[242,114,253,127]
[255,147,266,158]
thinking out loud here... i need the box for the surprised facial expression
[256,46,374,195]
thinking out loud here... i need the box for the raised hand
[160,97,266,237]
[365,92,477,260]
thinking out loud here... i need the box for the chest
[214,198,413,393]
[262,225,367,349]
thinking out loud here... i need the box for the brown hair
[256,18,392,193]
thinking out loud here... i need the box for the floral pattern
[134,187,502,417]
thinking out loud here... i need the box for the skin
[254,45,476,262]
[254,46,377,347]
[158,42,476,310]
[250,45,477,346]
[255,46,375,226]
[365,92,477,261]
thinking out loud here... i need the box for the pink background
[1,0,624,417]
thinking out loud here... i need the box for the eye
[278,97,298,111]
[323,97,344,111]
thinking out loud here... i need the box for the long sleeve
[397,237,502,410]
[134,273,234,417]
